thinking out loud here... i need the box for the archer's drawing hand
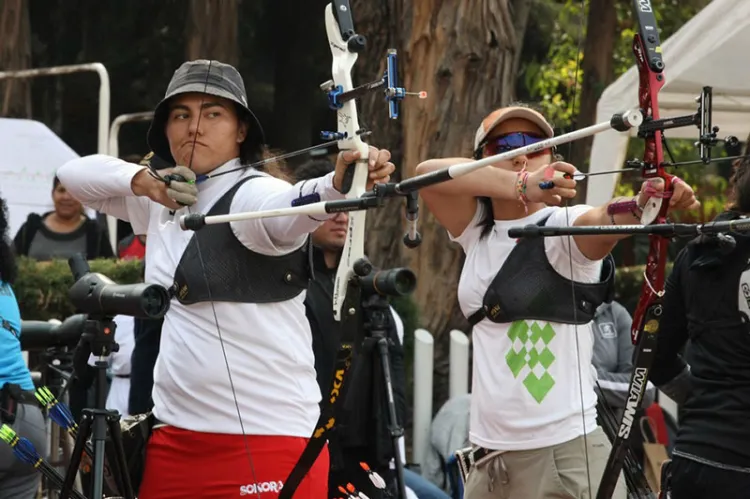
[132,166,199,210]
[333,145,396,193]
[525,162,578,205]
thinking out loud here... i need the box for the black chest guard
[172,175,309,305]
[468,215,614,326]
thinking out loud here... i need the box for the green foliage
[16,257,144,321]
[522,0,711,130]
[523,0,585,127]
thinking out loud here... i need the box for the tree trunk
[356,0,522,412]
[0,0,32,117]
[185,0,239,66]
[568,0,618,201]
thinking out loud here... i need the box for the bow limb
[324,1,371,322]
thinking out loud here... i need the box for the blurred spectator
[423,394,471,493]
[118,234,146,260]
[0,192,47,498]
[13,176,113,260]
[296,158,410,498]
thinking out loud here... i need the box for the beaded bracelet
[516,169,530,214]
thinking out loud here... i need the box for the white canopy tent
[587,0,750,206]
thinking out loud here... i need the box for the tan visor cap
[474,106,554,151]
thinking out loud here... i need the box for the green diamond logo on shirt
[506,320,556,403]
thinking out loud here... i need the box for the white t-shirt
[450,203,601,451]
[58,156,346,437]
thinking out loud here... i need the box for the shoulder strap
[206,174,265,215]
[468,213,552,326]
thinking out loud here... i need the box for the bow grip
[340,157,368,194]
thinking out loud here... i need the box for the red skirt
[138,426,329,498]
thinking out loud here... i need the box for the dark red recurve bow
[596,2,670,497]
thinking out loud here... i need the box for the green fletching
[0,425,17,443]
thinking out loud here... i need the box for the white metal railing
[107,111,155,244]
[0,63,113,249]
[108,111,154,159]
[412,328,434,466]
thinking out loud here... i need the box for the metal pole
[107,111,154,158]
[412,328,434,468]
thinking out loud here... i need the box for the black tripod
[60,317,135,499]
[360,293,408,499]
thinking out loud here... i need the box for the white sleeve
[229,171,346,255]
[544,205,603,283]
[56,155,152,235]
[447,203,486,253]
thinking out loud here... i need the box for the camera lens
[360,268,416,297]
[140,285,172,318]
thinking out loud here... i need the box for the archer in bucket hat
[54,56,399,498]
[147,59,266,171]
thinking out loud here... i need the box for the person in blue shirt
[0,193,47,498]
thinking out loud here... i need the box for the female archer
[57,59,395,498]
[414,104,699,499]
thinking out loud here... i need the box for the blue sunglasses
[477,132,551,158]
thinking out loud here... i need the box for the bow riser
[630,30,672,346]
[324,3,371,322]
[596,5,671,497]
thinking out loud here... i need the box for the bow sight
[319,50,426,136]
[626,86,739,169]
[318,6,426,145]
